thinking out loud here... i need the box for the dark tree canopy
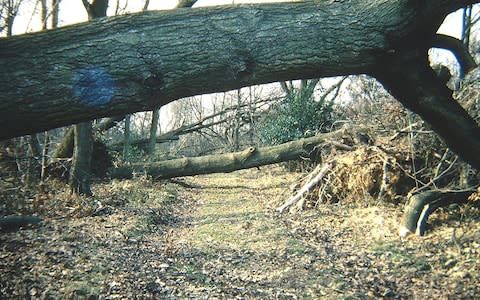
[0,0,479,168]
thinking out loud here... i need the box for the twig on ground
[276,161,334,213]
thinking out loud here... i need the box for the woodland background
[1,0,480,298]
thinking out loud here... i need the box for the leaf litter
[1,166,480,299]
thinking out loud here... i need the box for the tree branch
[373,53,480,169]
[432,34,477,75]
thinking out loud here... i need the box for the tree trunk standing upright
[40,0,61,30]
[70,124,93,195]
[123,114,131,161]
[41,0,48,30]
[69,0,109,195]
[51,0,60,29]
[248,86,255,144]
[148,109,160,157]
[26,134,41,187]
[461,5,472,53]
[232,89,241,152]
[70,122,93,195]
[459,6,474,186]
[40,132,49,181]
[4,0,22,37]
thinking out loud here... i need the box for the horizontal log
[110,129,343,179]
[0,0,472,138]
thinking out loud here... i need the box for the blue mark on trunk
[72,66,114,106]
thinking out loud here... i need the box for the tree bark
[110,129,342,179]
[52,127,74,158]
[41,0,48,30]
[373,51,480,170]
[40,132,49,181]
[67,0,107,196]
[148,108,160,156]
[26,134,41,186]
[51,0,60,29]
[1,0,479,167]
[123,114,131,161]
[69,122,93,195]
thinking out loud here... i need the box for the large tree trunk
[110,129,342,179]
[26,134,42,187]
[373,51,480,172]
[1,0,479,168]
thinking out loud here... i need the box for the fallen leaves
[1,168,480,298]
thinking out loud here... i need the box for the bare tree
[1,0,23,36]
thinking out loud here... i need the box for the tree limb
[432,34,477,75]
[399,189,474,236]
[373,52,480,170]
[276,161,333,213]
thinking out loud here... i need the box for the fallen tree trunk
[1,1,479,169]
[108,119,216,151]
[110,129,343,179]
[109,97,274,151]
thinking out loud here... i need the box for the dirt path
[173,168,321,298]
[170,168,480,299]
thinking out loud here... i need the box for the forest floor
[1,165,480,299]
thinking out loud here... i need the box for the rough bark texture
[1,0,479,167]
[0,0,473,137]
[26,134,42,186]
[50,0,194,157]
[110,129,342,179]
[66,0,105,196]
[69,122,93,195]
